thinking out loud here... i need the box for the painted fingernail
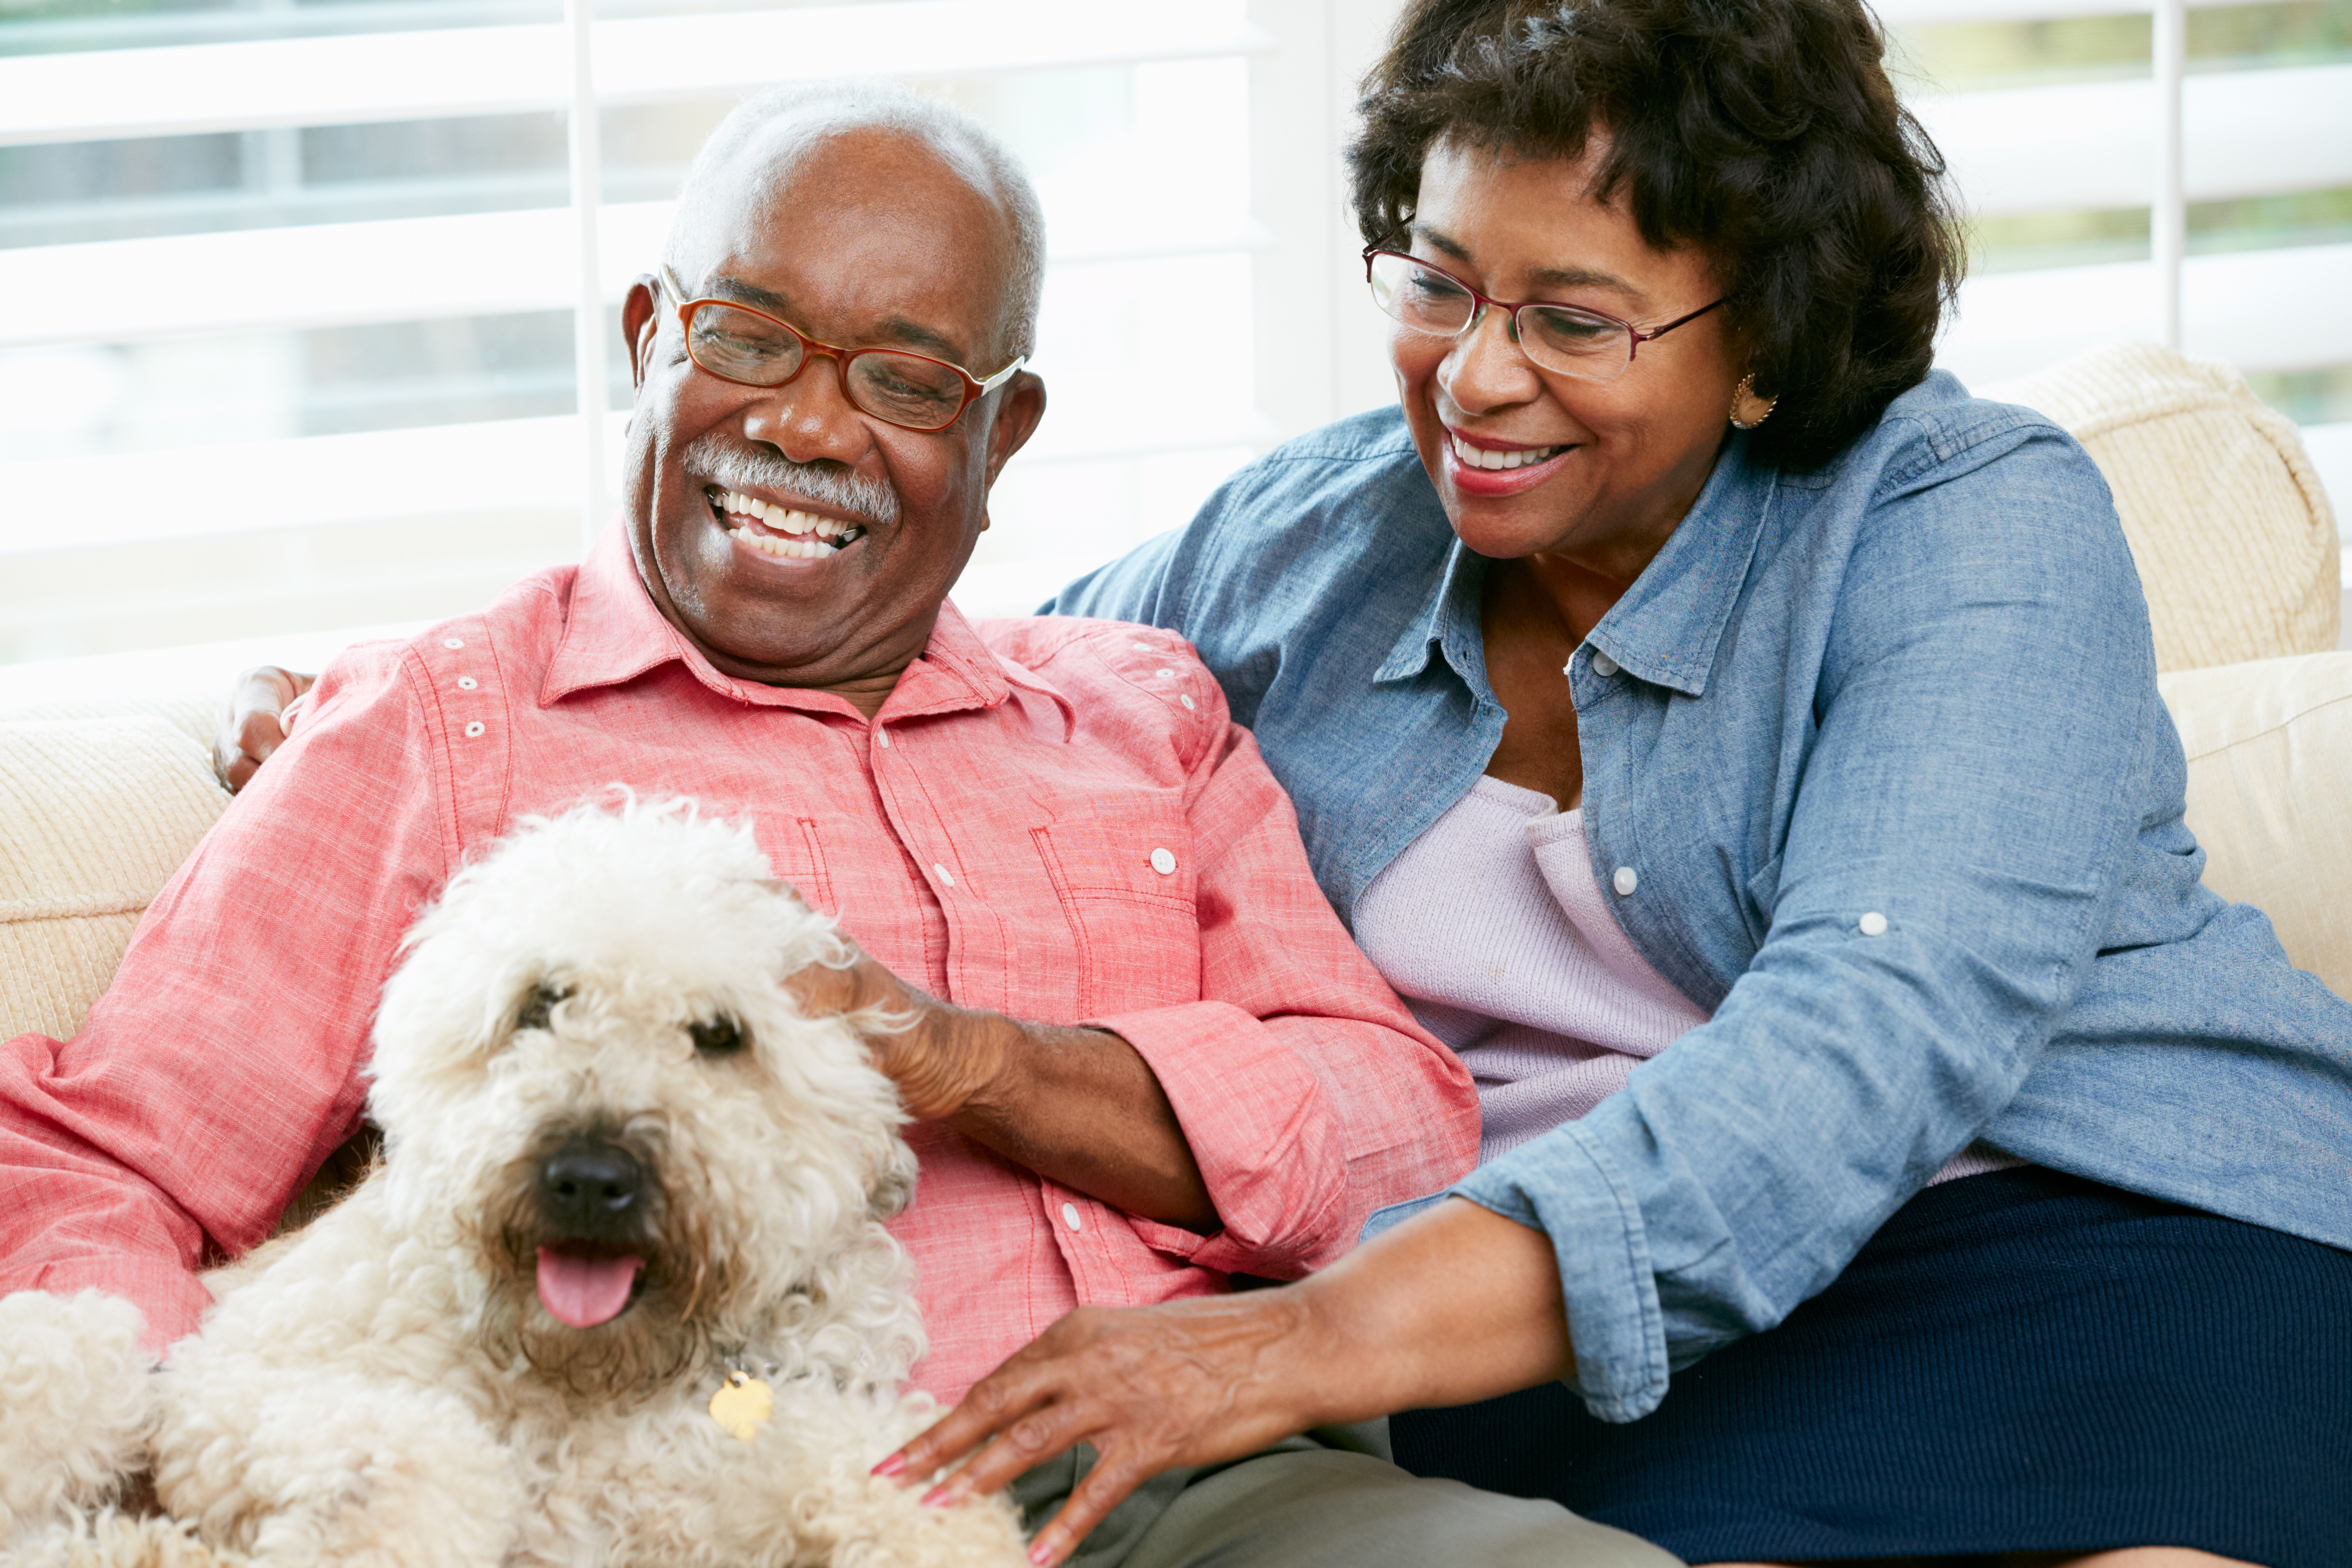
[1029,1540,1058,1566]
[870,1452,907,1478]
[921,1486,954,1508]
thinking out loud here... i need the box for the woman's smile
[1441,425,1580,496]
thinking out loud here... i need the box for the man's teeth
[716,490,856,555]
[1450,435,1569,471]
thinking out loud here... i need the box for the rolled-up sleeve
[0,645,450,1350]
[1459,425,2156,1420]
[1094,701,1480,1280]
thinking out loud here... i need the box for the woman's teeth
[1450,435,1569,471]
[714,489,860,557]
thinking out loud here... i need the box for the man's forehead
[668,122,1014,363]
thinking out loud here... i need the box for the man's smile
[706,486,869,559]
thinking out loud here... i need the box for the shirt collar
[1373,534,1492,695]
[1591,434,1775,698]
[541,522,1029,725]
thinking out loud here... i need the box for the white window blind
[0,0,2344,671]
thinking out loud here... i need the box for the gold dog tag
[709,1370,774,1442]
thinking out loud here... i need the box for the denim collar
[1369,432,1776,701]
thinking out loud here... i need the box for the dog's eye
[516,983,568,1032]
[689,1015,747,1058]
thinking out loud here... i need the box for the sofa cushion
[1984,341,2341,673]
[0,717,229,1042]
[2159,651,2352,1000]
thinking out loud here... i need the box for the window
[0,0,2343,675]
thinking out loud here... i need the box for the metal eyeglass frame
[655,264,1026,432]
[1362,247,1725,383]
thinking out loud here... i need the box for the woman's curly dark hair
[1350,0,1964,469]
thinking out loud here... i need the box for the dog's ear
[865,1144,917,1220]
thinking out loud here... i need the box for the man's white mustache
[681,433,901,528]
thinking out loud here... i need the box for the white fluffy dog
[0,797,1028,1568]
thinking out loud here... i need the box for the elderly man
[0,84,1673,1568]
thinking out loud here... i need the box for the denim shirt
[1046,374,2352,1423]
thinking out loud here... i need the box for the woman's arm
[880,1196,1571,1567]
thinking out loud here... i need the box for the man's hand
[784,945,1008,1121]
[786,936,1215,1228]
[879,1291,1324,1567]
[215,666,315,793]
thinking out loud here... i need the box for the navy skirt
[1391,1166,2352,1567]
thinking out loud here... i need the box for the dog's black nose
[539,1142,643,1235]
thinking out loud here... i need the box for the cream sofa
[4,342,2349,1060]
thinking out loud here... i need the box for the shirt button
[1060,1201,1083,1233]
[1591,651,1620,679]
[1156,667,1175,678]
[875,727,891,749]
[1132,640,1152,651]
[1612,866,1638,897]
[442,636,465,650]
[1859,911,1889,936]
[1149,848,1177,876]
[932,862,956,887]
[456,675,478,691]
[463,720,486,738]
[1180,694,1196,710]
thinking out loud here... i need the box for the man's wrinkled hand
[873,1293,1320,1567]
[784,941,1007,1121]
[215,666,315,793]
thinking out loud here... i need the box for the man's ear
[981,369,1047,490]
[622,276,662,391]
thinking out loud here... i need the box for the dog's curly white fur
[1,797,1027,1568]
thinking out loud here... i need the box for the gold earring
[1729,373,1778,430]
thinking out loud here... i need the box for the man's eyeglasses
[655,266,1026,433]
[1363,248,1724,385]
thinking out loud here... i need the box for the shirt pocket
[758,813,837,917]
[1028,791,1201,1018]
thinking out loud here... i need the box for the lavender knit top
[1356,775,2022,1182]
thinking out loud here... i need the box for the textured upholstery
[0,717,228,1041]
[1984,341,2342,673]
[2158,651,2352,1000]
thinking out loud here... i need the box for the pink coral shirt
[0,528,1477,1401]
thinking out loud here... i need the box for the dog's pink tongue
[536,1247,643,1328]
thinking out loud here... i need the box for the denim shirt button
[1612,866,1639,897]
[1859,911,1889,936]
[1591,651,1620,679]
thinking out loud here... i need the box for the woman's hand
[880,1197,1578,1565]
[881,1290,1328,1567]
[214,666,315,792]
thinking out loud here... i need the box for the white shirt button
[1612,866,1639,897]
[1061,1201,1083,1232]
[1149,848,1177,876]
[463,720,486,738]
[456,675,478,691]
[1132,640,1152,651]
[932,862,956,887]
[1591,651,1620,679]
[1156,667,1174,678]
[442,636,465,650]
[875,727,891,749]
[1859,911,1889,936]
[1180,694,1196,710]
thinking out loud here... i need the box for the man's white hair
[666,80,1046,365]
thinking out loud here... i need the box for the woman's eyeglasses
[1363,248,1723,384]
[656,266,1025,433]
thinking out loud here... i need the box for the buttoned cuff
[1088,1000,1344,1276]
[28,1254,211,1357]
[1453,1122,1671,1423]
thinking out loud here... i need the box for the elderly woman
[892,0,2352,1564]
